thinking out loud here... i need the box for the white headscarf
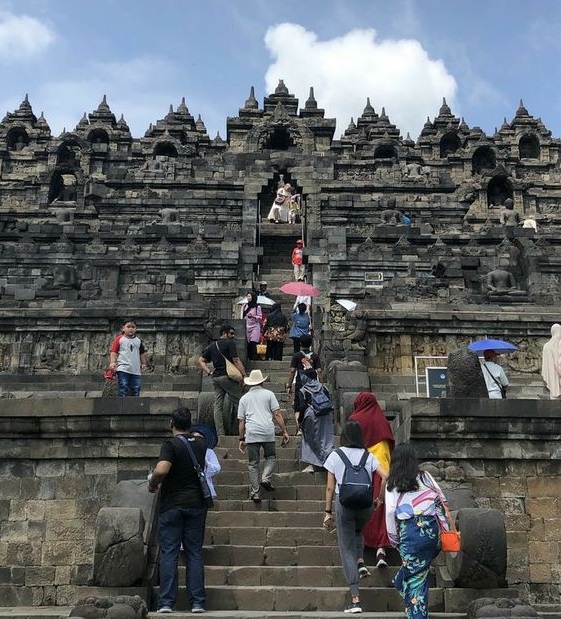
[541,324,561,398]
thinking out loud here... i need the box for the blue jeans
[116,371,141,397]
[158,506,207,609]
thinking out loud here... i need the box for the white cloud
[264,23,457,139]
[0,11,55,60]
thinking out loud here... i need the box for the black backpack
[336,448,373,509]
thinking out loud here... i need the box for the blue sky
[2,0,561,141]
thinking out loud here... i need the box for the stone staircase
[148,356,526,618]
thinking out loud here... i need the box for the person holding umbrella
[481,349,509,399]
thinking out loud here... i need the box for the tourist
[258,281,271,299]
[148,407,208,614]
[286,334,322,429]
[242,291,263,361]
[481,349,509,398]
[350,392,395,571]
[541,323,561,399]
[108,318,147,397]
[263,303,288,361]
[192,423,221,499]
[323,420,388,614]
[198,325,246,436]
[238,370,290,503]
[291,239,305,281]
[266,181,291,223]
[289,303,311,353]
[297,369,334,473]
[293,294,311,314]
[385,443,449,619]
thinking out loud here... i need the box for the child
[108,319,147,397]
[291,239,305,281]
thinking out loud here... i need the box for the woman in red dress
[350,391,395,572]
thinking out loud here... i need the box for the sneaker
[301,465,315,474]
[157,607,173,614]
[191,606,205,614]
[375,553,388,569]
[250,493,262,504]
[344,602,362,614]
[357,561,371,578]
[260,481,276,492]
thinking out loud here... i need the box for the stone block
[25,566,55,586]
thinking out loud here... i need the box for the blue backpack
[336,449,373,509]
[302,385,334,417]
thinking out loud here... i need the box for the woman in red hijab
[350,391,395,573]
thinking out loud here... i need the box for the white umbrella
[336,299,357,312]
[237,296,275,306]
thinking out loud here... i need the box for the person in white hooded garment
[541,323,561,399]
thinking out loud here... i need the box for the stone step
[202,564,401,585]
[207,511,327,528]
[211,485,325,500]
[155,613,465,618]
[204,526,339,548]
[167,584,441,613]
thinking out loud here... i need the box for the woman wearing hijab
[297,369,334,472]
[242,291,262,361]
[541,323,561,399]
[263,303,288,361]
[350,391,395,572]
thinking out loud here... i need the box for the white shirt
[481,361,509,398]
[237,386,280,443]
[323,447,380,495]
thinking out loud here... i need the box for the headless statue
[499,198,521,226]
[486,269,526,296]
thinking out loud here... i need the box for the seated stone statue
[486,269,526,297]
[499,198,521,226]
[380,209,403,224]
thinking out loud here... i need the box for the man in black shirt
[198,324,246,436]
[148,407,208,614]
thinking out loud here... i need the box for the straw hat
[244,369,268,386]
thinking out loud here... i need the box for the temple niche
[7,127,29,151]
[487,175,513,207]
[439,131,461,157]
[519,133,540,159]
[472,145,496,175]
[49,172,77,203]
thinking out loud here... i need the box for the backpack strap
[336,448,368,470]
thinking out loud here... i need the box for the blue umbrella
[468,339,517,355]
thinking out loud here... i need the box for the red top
[349,391,394,450]
[292,246,304,265]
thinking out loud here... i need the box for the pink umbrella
[279,282,321,297]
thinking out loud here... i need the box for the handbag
[264,325,286,343]
[422,471,461,552]
[215,342,242,382]
[177,434,214,509]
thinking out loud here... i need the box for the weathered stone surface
[467,596,538,618]
[446,349,488,398]
[93,508,145,587]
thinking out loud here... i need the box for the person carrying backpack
[286,334,323,432]
[323,420,388,614]
[297,370,334,472]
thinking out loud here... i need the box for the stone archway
[440,132,461,157]
[472,146,496,175]
[519,134,540,159]
[487,175,512,207]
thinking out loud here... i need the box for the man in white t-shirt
[238,370,290,503]
[481,349,509,399]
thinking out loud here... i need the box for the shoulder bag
[215,341,242,382]
[176,434,214,509]
[421,471,461,552]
